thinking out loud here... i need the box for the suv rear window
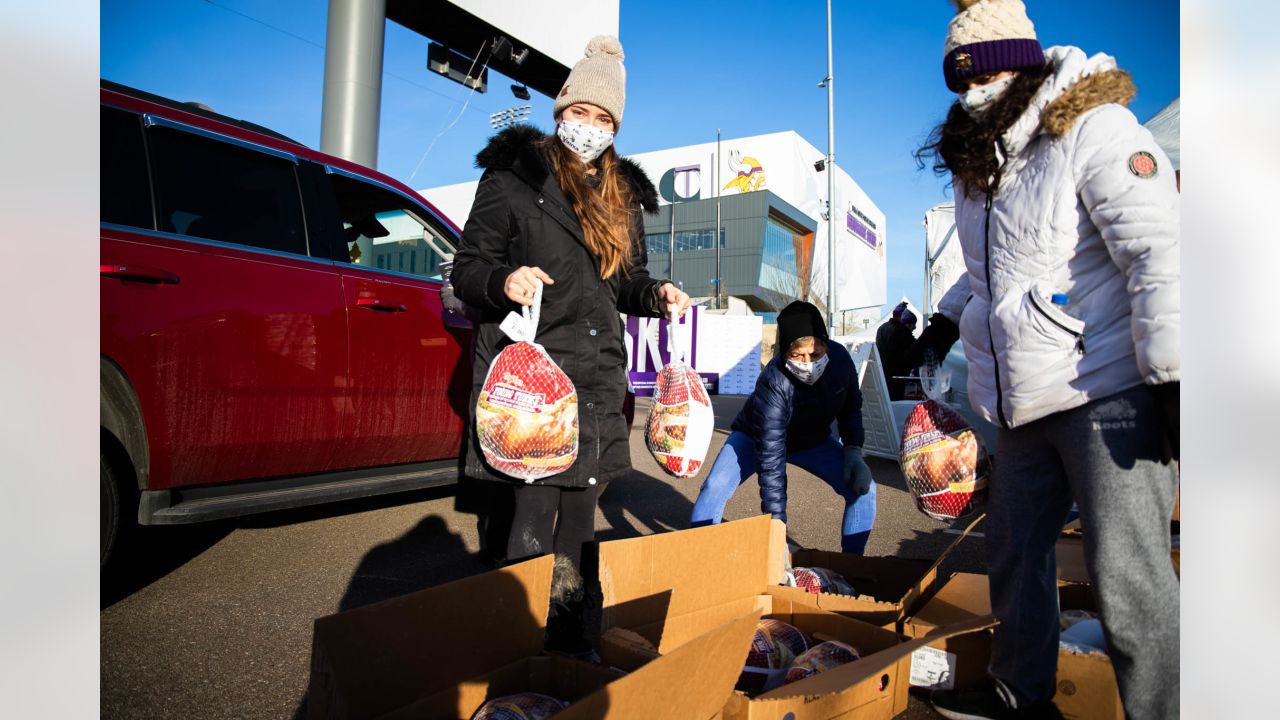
[101,106,153,229]
[148,125,307,256]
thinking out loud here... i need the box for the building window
[760,216,802,296]
[644,228,725,256]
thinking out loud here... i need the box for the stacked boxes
[306,516,999,720]
[597,515,994,720]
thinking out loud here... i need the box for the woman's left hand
[657,282,693,318]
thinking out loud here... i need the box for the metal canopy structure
[386,0,571,99]
[323,0,615,168]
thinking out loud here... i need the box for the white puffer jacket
[937,46,1179,429]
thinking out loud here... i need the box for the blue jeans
[689,431,876,554]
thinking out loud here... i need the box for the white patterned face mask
[556,120,615,163]
[786,354,829,385]
[958,74,1017,117]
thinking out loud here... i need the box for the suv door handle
[101,264,180,284]
[356,298,407,312]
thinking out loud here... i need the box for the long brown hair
[916,60,1054,197]
[543,136,635,279]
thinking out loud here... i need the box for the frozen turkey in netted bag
[645,314,714,478]
[475,281,578,482]
[470,692,567,720]
[785,566,857,596]
[736,618,810,695]
[784,640,861,684]
[899,362,990,520]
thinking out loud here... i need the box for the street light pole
[715,128,722,309]
[824,0,837,337]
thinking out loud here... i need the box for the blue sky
[102,0,1179,313]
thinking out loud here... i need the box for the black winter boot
[544,555,599,661]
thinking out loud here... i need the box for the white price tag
[910,646,957,690]
[500,311,529,342]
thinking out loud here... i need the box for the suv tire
[101,452,122,568]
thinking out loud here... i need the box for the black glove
[1150,382,1179,462]
[906,313,961,369]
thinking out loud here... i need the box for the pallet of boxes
[304,514,997,720]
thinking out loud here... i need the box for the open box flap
[908,513,986,598]
[309,555,553,719]
[755,615,999,700]
[906,572,993,630]
[789,513,985,616]
[555,610,763,720]
[599,515,780,629]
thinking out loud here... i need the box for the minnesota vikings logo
[723,150,766,193]
[954,52,973,71]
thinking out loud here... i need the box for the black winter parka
[451,126,668,488]
[730,342,865,516]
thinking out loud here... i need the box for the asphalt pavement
[101,395,987,719]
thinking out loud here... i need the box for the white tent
[923,202,963,317]
[1144,97,1180,171]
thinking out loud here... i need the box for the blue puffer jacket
[731,341,864,516]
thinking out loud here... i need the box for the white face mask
[556,120,615,163]
[958,74,1017,117]
[785,354,829,385]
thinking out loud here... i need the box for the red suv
[100,81,474,565]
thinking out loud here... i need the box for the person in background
[450,35,691,658]
[690,301,876,554]
[874,301,916,400]
[912,2,1180,718]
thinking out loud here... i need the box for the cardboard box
[903,572,1123,720]
[307,553,760,720]
[901,572,993,692]
[597,514,996,720]
[779,514,986,630]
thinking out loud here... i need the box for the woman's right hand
[504,266,555,306]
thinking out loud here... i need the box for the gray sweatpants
[985,384,1179,719]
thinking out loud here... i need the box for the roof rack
[100,78,306,148]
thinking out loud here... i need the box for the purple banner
[628,371,720,397]
[625,306,718,395]
[846,213,879,250]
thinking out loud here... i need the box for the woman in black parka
[450,35,690,657]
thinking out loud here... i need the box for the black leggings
[506,483,599,571]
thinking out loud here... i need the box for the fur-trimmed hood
[474,125,660,214]
[1004,46,1137,155]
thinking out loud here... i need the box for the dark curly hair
[916,60,1055,198]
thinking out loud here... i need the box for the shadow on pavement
[101,521,234,610]
[101,484,463,610]
[596,467,697,542]
[290,513,491,719]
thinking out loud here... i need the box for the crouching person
[690,301,876,554]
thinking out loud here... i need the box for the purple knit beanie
[943,0,1045,92]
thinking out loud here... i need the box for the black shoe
[930,684,1063,720]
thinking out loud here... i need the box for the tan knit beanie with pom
[942,0,1043,91]
[553,35,627,126]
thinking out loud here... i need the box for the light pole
[823,0,837,337]
[715,128,723,309]
[489,104,531,131]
